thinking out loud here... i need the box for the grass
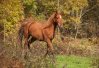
[56,55,93,68]
[2,38,99,68]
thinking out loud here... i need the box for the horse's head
[54,11,65,41]
[54,11,63,28]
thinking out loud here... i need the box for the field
[0,38,99,68]
[56,55,93,68]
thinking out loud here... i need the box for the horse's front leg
[45,39,54,56]
[45,39,56,66]
[43,30,54,57]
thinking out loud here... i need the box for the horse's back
[20,17,35,27]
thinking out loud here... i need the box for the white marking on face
[59,15,62,19]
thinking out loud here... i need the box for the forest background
[0,0,99,68]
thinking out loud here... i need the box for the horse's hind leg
[24,35,28,49]
[21,36,28,59]
[28,35,32,49]
[28,36,36,52]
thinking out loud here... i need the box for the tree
[0,1,4,40]
[59,0,88,38]
[1,0,24,43]
[82,0,99,38]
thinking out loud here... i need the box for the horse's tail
[18,26,24,48]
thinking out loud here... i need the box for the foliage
[0,0,24,41]
[82,0,99,37]
[23,0,37,17]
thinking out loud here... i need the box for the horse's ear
[55,10,59,14]
[54,10,60,18]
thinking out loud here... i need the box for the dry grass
[53,37,99,56]
[0,35,99,68]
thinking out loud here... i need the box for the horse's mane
[43,12,56,28]
[47,12,56,22]
[36,12,56,24]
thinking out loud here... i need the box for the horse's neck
[44,13,57,31]
[46,20,57,33]
[45,13,55,27]
[44,18,53,27]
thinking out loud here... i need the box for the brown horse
[18,11,63,56]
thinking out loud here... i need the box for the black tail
[18,26,24,47]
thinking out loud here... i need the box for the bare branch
[81,5,97,17]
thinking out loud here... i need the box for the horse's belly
[29,28,43,40]
[33,31,43,40]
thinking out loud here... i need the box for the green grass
[56,55,93,68]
